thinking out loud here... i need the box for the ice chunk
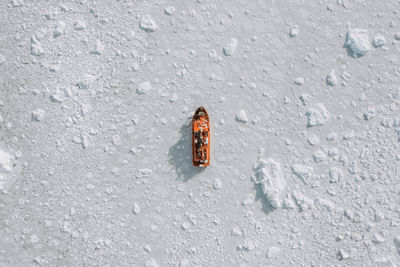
[235,109,248,123]
[212,178,222,190]
[313,149,327,162]
[223,38,238,56]
[266,246,280,258]
[89,39,104,55]
[294,77,304,85]
[31,35,44,56]
[253,158,286,208]
[290,25,299,37]
[0,149,13,173]
[345,29,371,58]
[74,20,85,30]
[0,54,5,65]
[140,15,158,32]
[50,87,71,103]
[372,34,386,48]
[31,108,45,122]
[326,70,338,86]
[164,6,176,15]
[291,164,313,184]
[11,0,23,7]
[136,168,152,178]
[132,203,141,214]
[329,167,343,183]
[394,236,400,255]
[53,21,66,38]
[137,81,152,94]
[306,103,330,127]
[231,227,242,237]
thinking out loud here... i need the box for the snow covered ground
[1,0,400,266]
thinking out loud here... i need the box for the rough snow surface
[1,1,400,266]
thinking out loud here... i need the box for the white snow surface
[1,1,400,266]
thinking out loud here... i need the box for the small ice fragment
[0,150,13,173]
[307,134,320,146]
[90,39,104,55]
[53,21,66,38]
[394,236,400,255]
[132,203,141,214]
[136,168,152,178]
[140,15,158,32]
[31,35,44,56]
[235,109,248,123]
[306,103,330,127]
[266,246,280,258]
[289,25,299,37]
[31,108,45,122]
[329,167,343,183]
[345,29,371,58]
[291,164,313,184]
[0,54,5,65]
[326,70,338,86]
[372,34,386,47]
[294,77,304,85]
[223,38,238,56]
[11,0,23,7]
[50,87,71,103]
[231,227,242,237]
[74,20,85,30]
[212,178,222,190]
[137,81,152,94]
[164,6,176,15]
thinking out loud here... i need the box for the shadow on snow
[168,120,204,181]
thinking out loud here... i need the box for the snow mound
[252,158,286,208]
[345,29,371,58]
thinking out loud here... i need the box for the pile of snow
[252,158,286,208]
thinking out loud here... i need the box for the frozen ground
[1,0,400,266]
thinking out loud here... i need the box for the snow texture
[1,1,400,266]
